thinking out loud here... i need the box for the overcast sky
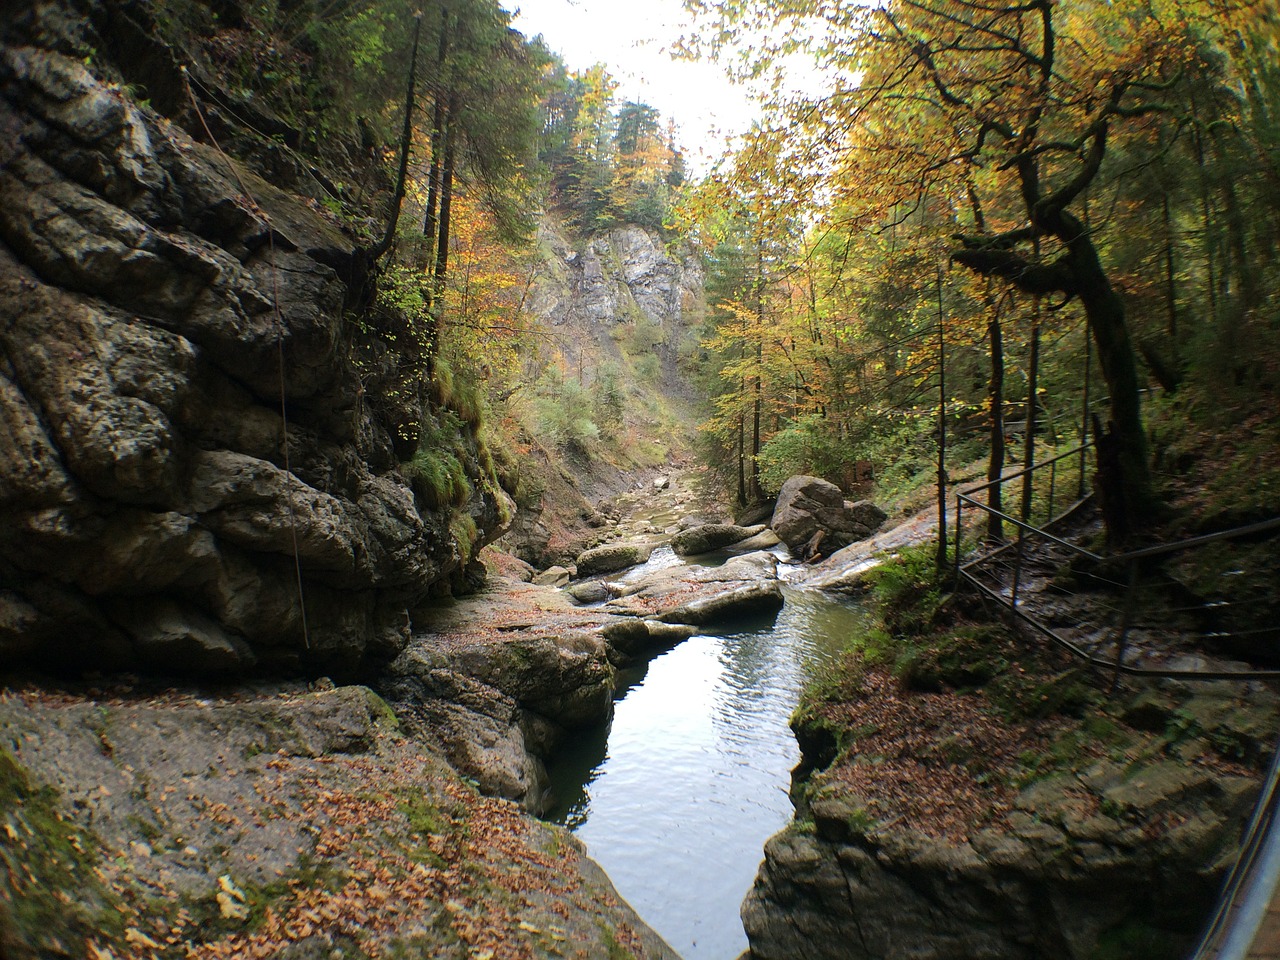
[507,0,761,174]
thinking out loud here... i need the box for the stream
[543,551,865,959]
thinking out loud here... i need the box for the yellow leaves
[216,875,249,922]
[123,928,161,950]
[438,193,534,387]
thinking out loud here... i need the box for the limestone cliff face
[0,3,509,676]
[530,217,704,376]
[499,218,705,565]
[532,220,703,327]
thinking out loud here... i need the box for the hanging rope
[182,66,312,651]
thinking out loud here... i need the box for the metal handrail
[957,443,1097,500]
[1186,735,1280,959]
[1115,516,1280,563]
[952,448,1280,960]
[953,443,1280,683]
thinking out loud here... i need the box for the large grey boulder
[575,542,651,577]
[771,476,887,556]
[670,523,757,556]
[605,552,785,627]
[567,580,613,605]
[656,581,784,626]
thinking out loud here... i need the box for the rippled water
[543,581,865,959]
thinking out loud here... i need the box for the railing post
[953,494,964,582]
[1079,323,1091,500]
[1011,534,1024,609]
[1110,559,1142,694]
[1048,460,1057,523]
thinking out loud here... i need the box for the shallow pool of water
[543,586,865,959]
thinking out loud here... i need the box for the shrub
[757,413,850,493]
[533,375,600,452]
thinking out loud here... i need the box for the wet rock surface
[387,533,788,817]
[574,542,652,578]
[669,522,759,557]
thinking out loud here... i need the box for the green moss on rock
[0,750,124,958]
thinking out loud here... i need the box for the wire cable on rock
[182,66,312,652]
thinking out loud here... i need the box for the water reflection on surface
[543,587,864,960]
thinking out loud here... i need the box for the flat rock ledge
[670,523,762,557]
[0,683,678,960]
[741,675,1279,960]
[387,553,787,815]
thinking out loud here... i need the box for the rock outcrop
[384,629,616,808]
[670,522,759,556]
[604,551,785,626]
[771,475,887,558]
[530,220,703,334]
[741,619,1278,960]
[0,5,510,676]
[0,682,678,959]
[385,547,788,813]
[743,758,1255,960]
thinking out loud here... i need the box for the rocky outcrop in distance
[530,220,704,335]
[772,475,888,559]
[0,4,509,677]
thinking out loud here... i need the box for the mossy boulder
[575,543,651,577]
[670,523,756,556]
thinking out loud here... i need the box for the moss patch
[0,749,124,957]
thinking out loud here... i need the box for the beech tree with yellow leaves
[687,0,1280,541]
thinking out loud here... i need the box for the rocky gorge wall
[530,218,704,343]
[739,655,1278,959]
[0,2,510,677]
[497,217,707,567]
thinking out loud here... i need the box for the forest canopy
[681,0,1280,540]
[154,0,1280,545]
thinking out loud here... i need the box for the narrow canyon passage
[544,578,865,959]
